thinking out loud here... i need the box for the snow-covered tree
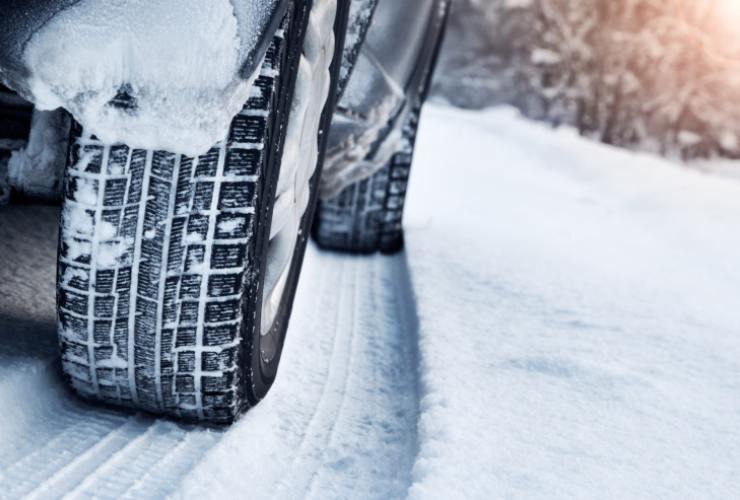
[435,0,740,159]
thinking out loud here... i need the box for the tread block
[204,323,239,347]
[211,244,246,269]
[60,288,88,315]
[225,149,261,176]
[176,375,195,393]
[195,149,220,178]
[215,213,251,239]
[93,320,113,343]
[175,327,197,348]
[218,182,255,210]
[205,299,241,323]
[192,182,215,211]
[179,274,203,299]
[177,351,196,373]
[207,274,242,297]
[151,151,177,179]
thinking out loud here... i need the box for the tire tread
[58,25,289,423]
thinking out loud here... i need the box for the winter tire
[57,0,349,423]
[312,109,420,254]
[312,1,449,254]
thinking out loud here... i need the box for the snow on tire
[57,0,347,423]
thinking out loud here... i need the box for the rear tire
[57,0,348,423]
[312,109,419,254]
[311,0,448,254]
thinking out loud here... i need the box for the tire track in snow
[177,246,423,500]
[299,253,422,500]
[59,420,220,500]
[0,208,224,499]
[271,258,361,499]
[0,382,222,500]
[21,416,154,499]
[272,250,422,499]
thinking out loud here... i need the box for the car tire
[311,108,420,254]
[56,0,349,423]
[311,1,448,254]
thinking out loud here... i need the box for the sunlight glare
[720,1,740,20]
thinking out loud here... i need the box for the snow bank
[23,0,275,156]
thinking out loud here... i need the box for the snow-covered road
[1,105,739,499]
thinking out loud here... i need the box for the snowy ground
[1,105,739,499]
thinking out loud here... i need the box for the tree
[435,0,740,159]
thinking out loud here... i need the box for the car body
[0,0,448,200]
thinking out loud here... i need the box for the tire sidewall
[246,0,350,403]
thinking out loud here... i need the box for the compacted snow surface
[1,105,740,499]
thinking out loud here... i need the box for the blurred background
[434,0,740,161]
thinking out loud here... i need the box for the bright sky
[719,1,740,20]
[709,1,740,52]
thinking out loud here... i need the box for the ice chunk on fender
[23,0,279,157]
